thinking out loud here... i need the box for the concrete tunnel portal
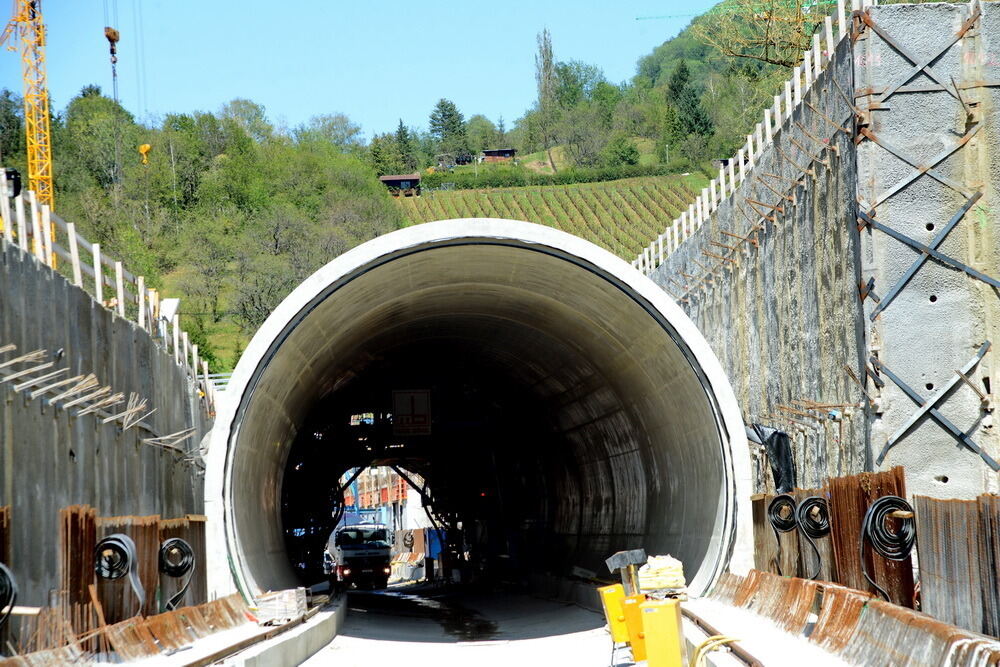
[204,219,752,604]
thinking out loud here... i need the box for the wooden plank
[137,277,145,329]
[173,316,180,363]
[28,190,44,260]
[67,222,83,286]
[93,243,104,305]
[0,171,12,240]
[41,204,53,268]
[14,193,27,251]
[114,262,125,316]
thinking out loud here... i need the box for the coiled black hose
[94,534,145,616]
[767,494,797,575]
[0,562,16,631]
[795,496,831,580]
[159,538,195,611]
[860,495,916,601]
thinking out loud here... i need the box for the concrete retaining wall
[855,1,1000,500]
[0,240,209,604]
[651,37,868,491]
[650,0,1000,499]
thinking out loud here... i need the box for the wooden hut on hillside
[481,148,516,163]
[378,173,421,197]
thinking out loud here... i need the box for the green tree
[394,119,417,170]
[591,81,622,128]
[558,105,606,167]
[534,28,558,171]
[368,133,406,176]
[428,99,468,156]
[601,132,640,167]
[294,113,363,152]
[554,60,605,108]
[667,60,691,101]
[0,89,24,166]
[691,0,822,68]
[219,99,272,143]
[466,114,497,154]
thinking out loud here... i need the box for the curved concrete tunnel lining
[204,219,753,602]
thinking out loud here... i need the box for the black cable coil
[860,495,916,601]
[159,538,194,578]
[94,534,145,616]
[94,535,132,580]
[795,495,831,580]
[0,562,17,631]
[767,494,797,575]
[159,538,195,611]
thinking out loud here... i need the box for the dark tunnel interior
[280,336,567,586]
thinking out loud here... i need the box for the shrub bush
[421,162,685,191]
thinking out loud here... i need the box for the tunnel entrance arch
[205,219,752,601]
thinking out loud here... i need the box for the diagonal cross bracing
[868,191,983,320]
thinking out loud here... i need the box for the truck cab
[329,523,392,590]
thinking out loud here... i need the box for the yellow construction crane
[1,0,55,210]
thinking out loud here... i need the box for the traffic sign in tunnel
[204,219,752,602]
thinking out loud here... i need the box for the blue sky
[2,0,711,138]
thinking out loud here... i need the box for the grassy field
[397,173,705,259]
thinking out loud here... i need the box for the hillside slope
[397,174,704,259]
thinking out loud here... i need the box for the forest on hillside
[0,3,824,368]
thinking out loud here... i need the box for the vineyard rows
[396,175,702,259]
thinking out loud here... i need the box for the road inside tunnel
[302,585,611,667]
[204,218,752,614]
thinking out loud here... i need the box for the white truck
[326,523,392,590]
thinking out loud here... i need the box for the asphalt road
[302,584,622,667]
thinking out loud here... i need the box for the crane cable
[94,533,145,616]
[159,537,195,611]
[860,495,916,601]
[0,562,16,631]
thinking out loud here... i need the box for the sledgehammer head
[605,549,646,574]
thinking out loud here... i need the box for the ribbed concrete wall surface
[651,37,868,491]
[0,241,209,604]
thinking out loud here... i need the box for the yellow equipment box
[597,584,629,644]
[640,598,685,667]
[621,594,648,661]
